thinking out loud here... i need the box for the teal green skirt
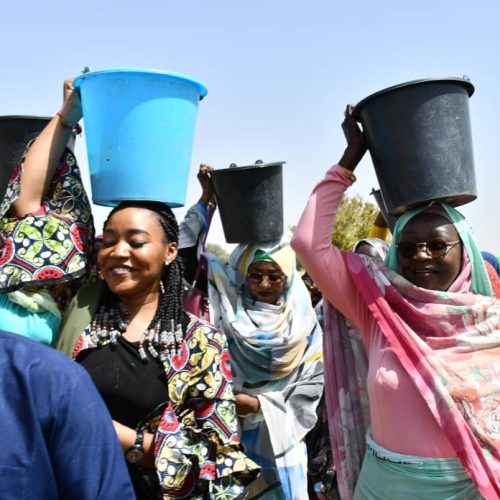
[354,433,482,500]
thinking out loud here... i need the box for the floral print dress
[67,307,260,499]
[0,148,94,309]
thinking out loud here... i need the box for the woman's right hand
[9,77,82,217]
[235,394,261,415]
[197,163,215,205]
[59,78,82,128]
[339,104,367,172]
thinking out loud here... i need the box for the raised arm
[291,106,370,329]
[178,164,215,283]
[10,78,81,217]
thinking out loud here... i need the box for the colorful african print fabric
[0,148,94,295]
[67,305,260,499]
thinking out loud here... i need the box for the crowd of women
[0,78,498,500]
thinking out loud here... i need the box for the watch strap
[134,429,144,448]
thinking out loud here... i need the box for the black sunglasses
[247,272,284,284]
[397,238,461,259]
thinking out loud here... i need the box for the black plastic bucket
[0,116,50,202]
[353,78,476,215]
[0,115,76,204]
[210,161,284,243]
[370,188,398,232]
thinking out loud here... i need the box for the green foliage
[206,243,229,262]
[331,195,378,250]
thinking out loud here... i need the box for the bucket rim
[0,115,52,121]
[211,162,285,174]
[73,68,208,99]
[352,77,474,120]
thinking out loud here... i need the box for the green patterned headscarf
[251,249,276,265]
[385,203,493,297]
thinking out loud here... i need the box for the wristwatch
[125,429,145,464]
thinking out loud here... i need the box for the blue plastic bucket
[73,69,207,207]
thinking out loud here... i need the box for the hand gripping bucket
[370,188,398,232]
[353,78,476,215]
[0,115,76,204]
[73,69,207,207]
[211,160,285,244]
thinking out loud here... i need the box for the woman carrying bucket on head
[179,164,328,499]
[0,78,93,346]
[3,73,259,498]
[291,101,500,499]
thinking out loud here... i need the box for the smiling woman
[57,201,260,499]
[291,106,500,499]
[99,207,177,302]
[12,78,261,499]
[245,260,286,304]
[397,211,463,291]
[178,165,327,498]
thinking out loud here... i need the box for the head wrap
[354,237,390,261]
[385,203,493,296]
[251,249,276,265]
[206,238,318,382]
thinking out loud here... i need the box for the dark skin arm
[10,79,82,217]
[197,163,216,205]
[113,421,155,468]
[338,104,367,172]
[373,211,388,228]
[235,393,260,415]
[196,164,260,415]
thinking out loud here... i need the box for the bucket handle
[228,159,286,169]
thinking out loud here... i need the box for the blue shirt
[0,329,136,499]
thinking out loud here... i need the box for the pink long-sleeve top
[291,164,456,458]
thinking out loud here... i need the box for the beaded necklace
[89,302,183,362]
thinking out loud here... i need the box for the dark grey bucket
[210,160,284,244]
[0,115,76,204]
[353,78,476,215]
[370,188,398,232]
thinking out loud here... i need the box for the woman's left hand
[59,78,82,128]
[339,104,367,171]
[235,394,260,415]
[112,420,155,468]
[197,163,216,205]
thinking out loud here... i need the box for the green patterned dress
[0,148,94,343]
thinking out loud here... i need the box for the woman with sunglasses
[180,166,325,499]
[291,106,499,499]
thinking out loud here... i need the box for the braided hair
[102,200,185,332]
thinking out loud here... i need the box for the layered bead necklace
[89,302,183,362]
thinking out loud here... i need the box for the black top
[77,336,168,429]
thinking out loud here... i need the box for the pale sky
[1,0,498,251]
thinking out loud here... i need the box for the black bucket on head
[353,78,476,215]
[0,115,76,204]
[370,189,398,232]
[211,160,284,244]
[0,116,50,202]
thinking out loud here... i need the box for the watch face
[125,446,144,464]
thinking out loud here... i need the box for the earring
[165,259,171,266]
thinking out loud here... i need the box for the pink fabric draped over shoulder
[291,165,500,499]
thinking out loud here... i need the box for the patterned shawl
[206,239,317,383]
[325,204,500,499]
[206,239,324,498]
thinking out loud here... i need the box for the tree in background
[206,243,229,262]
[331,195,378,250]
